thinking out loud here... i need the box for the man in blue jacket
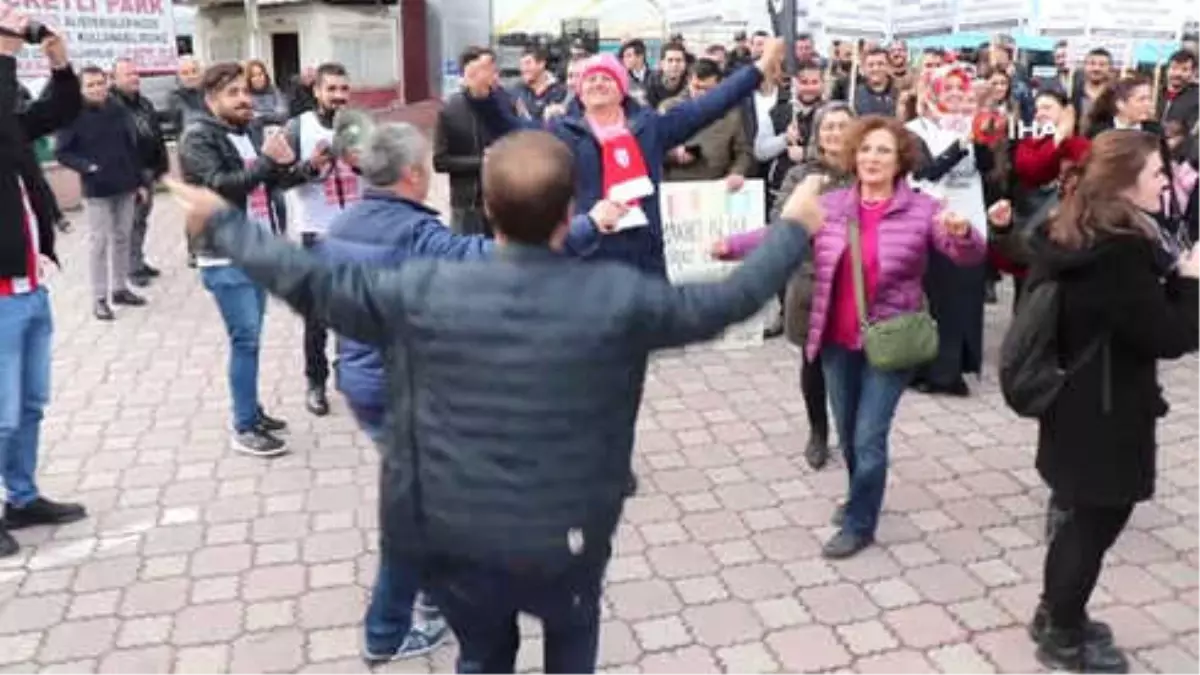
[318,115,610,664]
[167,128,819,674]
[461,38,786,277]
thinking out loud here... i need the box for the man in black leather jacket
[178,61,314,458]
[111,57,169,286]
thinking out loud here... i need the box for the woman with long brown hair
[1019,129,1198,672]
[245,59,287,125]
[1087,74,1189,257]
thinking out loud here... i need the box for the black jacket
[56,100,143,198]
[851,81,896,117]
[433,92,500,210]
[111,88,169,182]
[286,76,316,118]
[178,115,310,254]
[198,206,809,570]
[1159,81,1199,136]
[1031,229,1198,506]
[0,57,81,277]
[165,85,206,139]
[646,72,686,110]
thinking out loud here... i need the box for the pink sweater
[826,199,887,349]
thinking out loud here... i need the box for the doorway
[271,32,301,87]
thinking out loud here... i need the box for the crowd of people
[0,4,1197,672]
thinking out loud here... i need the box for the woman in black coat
[1024,130,1199,673]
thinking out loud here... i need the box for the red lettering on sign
[103,0,161,12]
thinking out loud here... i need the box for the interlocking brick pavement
[0,180,1196,673]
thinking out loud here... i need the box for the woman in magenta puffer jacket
[720,115,986,558]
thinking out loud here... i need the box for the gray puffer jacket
[772,159,853,347]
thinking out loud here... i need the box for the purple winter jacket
[720,180,987,360]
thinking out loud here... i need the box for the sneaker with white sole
[362,617,449,664]
[231,429,288,457]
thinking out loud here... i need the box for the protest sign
[660,179,773,351]
[9,0,178,78]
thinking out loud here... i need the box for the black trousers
[800,351,828,439]
[1041,499,1133,629]
[301,233,329,388]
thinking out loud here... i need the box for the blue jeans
[349,404,386,443]
[350,403,430,652]
[0,288,53,507]
[428,557,606,673]
[365,558,425,653]
[201,267,267,433]
[821,344,911,539]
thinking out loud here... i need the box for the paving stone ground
[0,183,1196,673]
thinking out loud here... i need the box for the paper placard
[660,179,771,351]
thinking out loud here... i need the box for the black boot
[1029,604,1114,646]
[1034,618,1128,673]
[804,432,829,470]
[305,386,330,417]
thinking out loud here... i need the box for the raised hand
[310,140,333,172]
[780,173,826,234]
[589,199,629,232]
[40,25,66,69]
[0,5,28,57]
[987,199,1013,229]
[262,130,295,165]
[163,178,232,237]
[936,210,972,238]
[756,38,785,80]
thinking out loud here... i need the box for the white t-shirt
[197,132,274,267]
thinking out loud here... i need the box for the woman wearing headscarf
[904,63,992,397]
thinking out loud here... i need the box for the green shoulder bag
[847,218,939,371]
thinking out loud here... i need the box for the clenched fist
[589,200,629,232]
[780,174,826,235]
[987,199,1012,229]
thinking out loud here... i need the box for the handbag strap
[847,218,869,328]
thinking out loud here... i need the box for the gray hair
[806,101,854,162]
[334,110,428,187]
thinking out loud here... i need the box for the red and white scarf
[589,116,653,227]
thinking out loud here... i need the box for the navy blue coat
[318,188,603,414]
[469,65,764,276]
[56,100,142,198]
[203,205,809,570]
